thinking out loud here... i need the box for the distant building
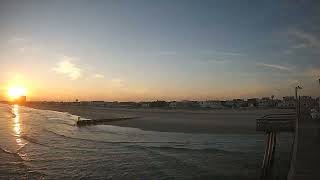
[169,101,178,108]
[117,102,138,108]
[258,97,274,108]
[141,102,150,108]
[199,101,224,109]
[277,96,295,109]
[300,96,316,109]
[247,98,258,107]
[223,100,234,108]
[178,100,200,108]
[80,101,90,106]
[90,101,105,107]
[232,99,247,108]
[16,96,26,105]
[149,100,168,108]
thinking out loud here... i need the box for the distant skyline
[1,0,320,101]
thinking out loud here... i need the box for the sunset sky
[0,0,320,101]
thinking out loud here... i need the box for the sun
[8,86,26,100]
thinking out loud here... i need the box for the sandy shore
[26,103,293,134]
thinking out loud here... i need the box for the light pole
[295,86,303,118]
[295,86,302,101]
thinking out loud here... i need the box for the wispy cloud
[257,63,293,71]
[293,30,320,48]
[8,37,28,44]
[110,78,125,88]
[92,74,105,79]
[8,36,39,53]
[53,56,82,80]
[201,50,243,56]
[289,29,320,49]
[203,59,231,64]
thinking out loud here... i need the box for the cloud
[110,78,125,88]
[200,50,244,58]
[289,29,320,48]
[92,74,104,78]
[53,56,82,80]
[8,37,39,54]
[8,37,28,44]
[257,63,293,71]
[203,59,231,64]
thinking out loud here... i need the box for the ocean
[0,104,293,179]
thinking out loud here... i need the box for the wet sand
[26,103,293,134]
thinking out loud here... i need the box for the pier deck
[288,113,320,180]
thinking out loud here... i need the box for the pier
[257,108,320,180]
[256,112,296,180]
[288,111,320,180]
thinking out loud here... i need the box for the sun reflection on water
[12,104,21,137]
[12,105,27,154]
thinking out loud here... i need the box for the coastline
[25,103,293,134]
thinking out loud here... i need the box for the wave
[142,145,236,153]
[45,128,195,144]
[43,128,228,153]
[0,146,25,161]
[20,134,100,153]
[20,135,52,148]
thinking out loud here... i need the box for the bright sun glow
[8,86,26,99]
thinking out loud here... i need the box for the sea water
[0,104,293,179]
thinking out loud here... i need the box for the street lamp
[295,86,303,117]
[295,86,303,100]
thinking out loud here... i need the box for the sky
[0,0,320,101]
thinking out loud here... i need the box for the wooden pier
[256,112,296,180]
[287,112,320,180]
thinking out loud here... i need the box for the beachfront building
[90,101,105,107]
[140,102,150,108]
[258,97,274,108]
[232,99,247,108]
[174,100,199,108]
[277,96,295,109]
[149,100,168,108]
[199,101,224,109]
[300,96,317,109]
[223,100,234,108]
[247,98,258,107]
[169,101,178,108]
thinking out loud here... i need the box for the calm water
[0,104,293,179]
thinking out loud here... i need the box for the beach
[26,103,292,134]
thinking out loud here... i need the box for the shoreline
[24,103,293,134]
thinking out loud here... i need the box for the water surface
[0,104,292,179]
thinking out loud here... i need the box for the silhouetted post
[295,86,302,118]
